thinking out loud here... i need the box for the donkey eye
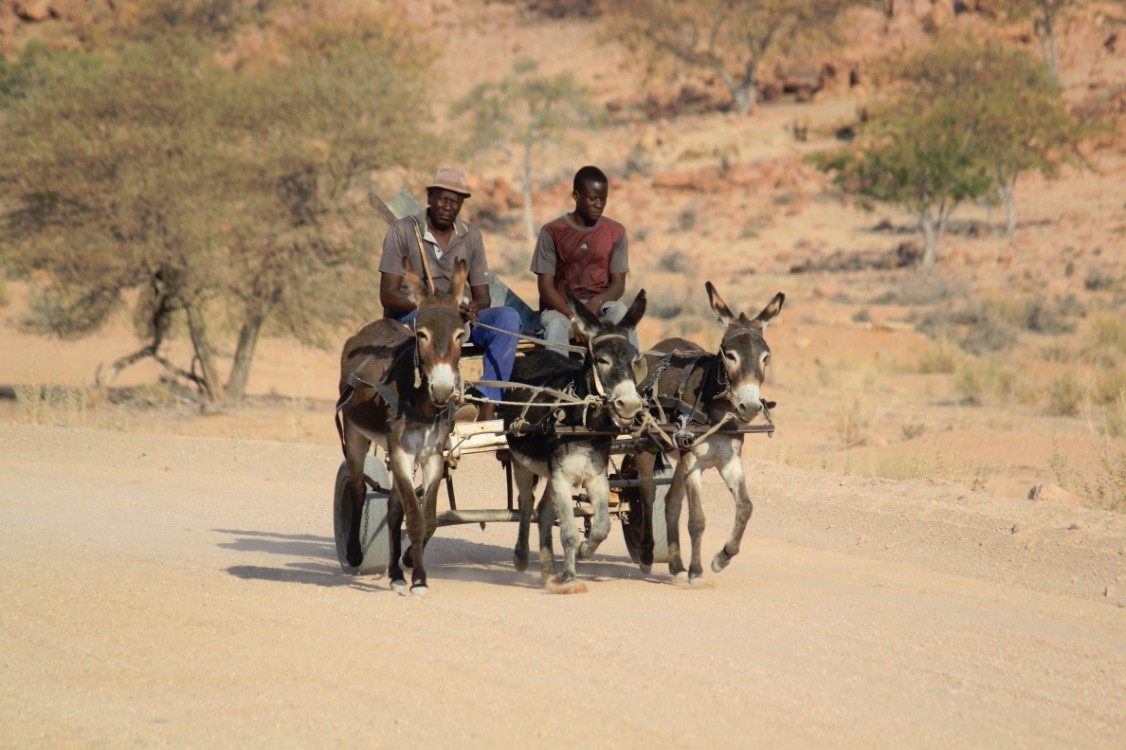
[454,329,467,343]
[723,349,739,365]
[417,330,430,344]
[597,357,612,368]
[761,352,771,367]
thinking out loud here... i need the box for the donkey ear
[705,281,735,327]
[752,292,785,330]
[566,285,600,339]
[402,257,425,305]
[618,289,647,330]
[448,258,469,304]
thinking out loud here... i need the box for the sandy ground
[3,3,1126,747]
[2,422,1125,749]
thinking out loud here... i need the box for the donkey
[337,259,469,596]
[634,285,784,585]
[501,288,647,594]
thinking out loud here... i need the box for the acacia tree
[598,0,857,114]
[1,22,434,404]
[900,39,1087,236]
[811,38,1088,265]
[813,103,993,267]
[456,59,596,244]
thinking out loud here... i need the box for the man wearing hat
[378,167,519,421]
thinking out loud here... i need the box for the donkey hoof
[577,541,597,560]
[672,571,690,586]
[639,563,652,575]
[390,578,408,595]
[410,584,430,597]
[545,576,587,595]
[711,553,731,573]
[513,554,529,573]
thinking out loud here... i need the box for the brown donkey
[337,259,469,595]
[635,284,784,585]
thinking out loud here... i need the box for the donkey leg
[712,447,752,574]
[536,488,557,585]
[547,474,587,594]
[512,463,537,573]
[665,458,690,582]
[578,471,612,559]
[634,451,658,573]
[387,441,426,595]
[683,465,709,585]
[387,484,407,593]
[406,452,446,596]
[341,426,371,569]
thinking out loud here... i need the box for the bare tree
[457,59,596,244]
[599,0,858,114]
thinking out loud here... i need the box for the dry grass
[15,383,90,428]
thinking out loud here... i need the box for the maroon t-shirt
[530,214,628,303]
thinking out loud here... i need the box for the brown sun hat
[426,167,472,198]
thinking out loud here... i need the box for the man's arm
[537,273,573,317]
[379,273,415,317]
[584,272,625,314]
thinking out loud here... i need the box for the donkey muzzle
[732,384,765,423]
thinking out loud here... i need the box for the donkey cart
[331,413,775,576]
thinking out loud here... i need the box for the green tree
[811,38,1088,265]
[456,59,596,244]
[598,0,857,114]
[900,38,1087,236]
[1,23,434,404]
[812,101,993,267]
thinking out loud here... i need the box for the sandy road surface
[2,423,1125,749]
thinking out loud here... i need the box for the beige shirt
[378,210,490,297]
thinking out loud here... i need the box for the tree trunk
[520,139,536,246]
[185,302,226,406]
[225,314,266,403]
[718,67,757,114]
[919,209,940,268]
[998,178,1018,237]
[1034,12,1059,80]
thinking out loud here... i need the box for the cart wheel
[619,453,671,565]
[333,454,392,575]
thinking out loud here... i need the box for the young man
[378,167,519,421]
[530,165,634,347]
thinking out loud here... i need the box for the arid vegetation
[1,0,1125,510]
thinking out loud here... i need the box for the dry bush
[15,383,90,428]
[871,272,967,307]
[1050,428,1126,513]
[915,338,960,374]
[834,395,870,448]
[1045,370,1084,417]
[874,445,990,491]
[1082,313,1126,365]
[1093,366,1126,406]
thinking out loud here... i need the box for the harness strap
[409,215,437,296]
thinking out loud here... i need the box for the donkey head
[706,283,785,423]
[569,287,648,426]
[403,258,469,408]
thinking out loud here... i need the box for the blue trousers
[394,306,519,403]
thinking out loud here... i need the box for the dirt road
[2,423,1124,748]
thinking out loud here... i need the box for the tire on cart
[619,452,672,565]
[333,454,392,575]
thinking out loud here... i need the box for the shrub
[1045,370,1084,417]
[916,338,960,374]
